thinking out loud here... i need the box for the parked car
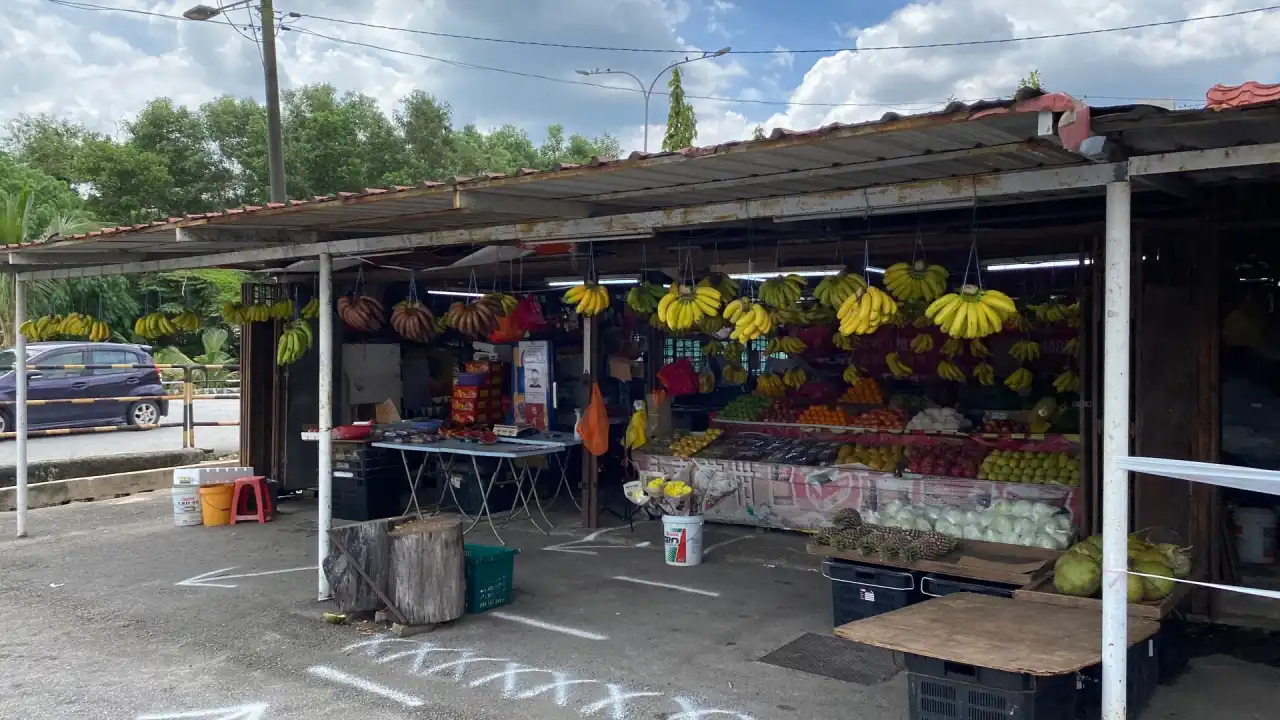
[0,342,169,435]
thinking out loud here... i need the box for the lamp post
[577,47,730,153]
[185,0,287,203]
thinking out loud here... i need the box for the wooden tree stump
[323,516,406,614]
[389,516,466,627]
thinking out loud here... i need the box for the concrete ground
[0,399,239,465]
[1,494,1277,720]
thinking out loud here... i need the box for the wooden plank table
[834,593,1161,676]
[809,539,1059,587]
[1014,573,1192,620]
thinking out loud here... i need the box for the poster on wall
[513,340,553,430]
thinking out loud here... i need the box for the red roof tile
[1206,81,1280,110]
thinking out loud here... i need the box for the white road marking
[110,496,150,505]
[176,566,317,589]
[580,684,663,719]
[489,611,608,640]
[584,526,626,542]
[702,535,752,556]
[544,527,633,555]
[136,704,267,720]
[611,575,720,597]
[635,541,652,548]
[307,665,424,708]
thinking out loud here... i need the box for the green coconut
[1127,574,1145,603]
[1155,543,1193,579]
[1128,548,1169,565]
[1134,561,1176,601]
[1054,551,1102,597]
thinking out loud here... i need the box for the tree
[282,84,405,198]
[153,327,238,387]
[1018,70,1043,91]
[662,67,697,151]
[394,91,454,184]
[201,95,270,203]
[751,125,766,141]
[2,114,101,185]
[127,99,234,215]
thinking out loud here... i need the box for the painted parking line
[611,575,720,597]
[489,611,609,640]
[701,535,752,556]
[307,665,425,707]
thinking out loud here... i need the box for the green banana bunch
[276,319,314,366]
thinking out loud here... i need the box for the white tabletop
[372,439,565,459]
[499,432,581,449]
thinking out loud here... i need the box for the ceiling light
[718,264,847,281]
[546,275,639,287]
[984,258,1092,272]
[865,266,886,275]
[426,290,485,298]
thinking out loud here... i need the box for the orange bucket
[199,484,234,526]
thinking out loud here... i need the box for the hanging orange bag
[577,382,609,457]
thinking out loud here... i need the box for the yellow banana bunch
[171,309,201,332]
[925,285,1017,339]
[937,360,967,383]
[1009,339,1041,362]
[883,260,949,302]
[701,340,724,357]
[1064,337,1080,356]
[623,405,648,450]
[269,298,295,320]
[813,272,866,309]
[842,364,860,386]
[697,274,739,302]
[564,283,611,317]
[658,284,722,331]
[276,318,314,366]
[240,303,271,323]
[886,352,913,378]
[221,302,247,324]
[626,282,666,314]
[759,274,806,308]
[723,298,772,342]
[755,373,786,397]
[134,312,176,339]
[909,333,934,353]
[969,338,991,358]
[1004,367,1033,392]
[973,362,996,386]
[833,333,858,351]
[53,312,90,337]
[18,314,69,341]
[836,286,899,336]
[782,367,808,389]
[300,297,319,320]
[1005,312,1032,333]
[764,336,807,356]
[722,363,748,385]
[88,318,111,342]
[1062,301,1081,328]
[940,337,963,359]
[1027,299,1067,324]
[484,293,519,316]
[1053,369,1081,393]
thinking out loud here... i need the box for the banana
[973,362,996,386]
[886,351,913,378]
[1004,367,1033,392]
[884,260,951,302]
[1053,369,1081,393]
[842,364,860,386]
[1010,339,1041,362]
[937,360,966,383]
[910,333,934,353]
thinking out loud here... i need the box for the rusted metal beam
[454,189,595,218]
[1127,142,1280,176]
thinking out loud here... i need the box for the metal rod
[1101,180,1132,720]
[260,0,287,203]
[14,276,27,538]
[317,252,334,599]
[184,366,194,448]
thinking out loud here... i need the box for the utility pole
[259,0,287,203]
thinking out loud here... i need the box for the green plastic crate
[464,543,519,613]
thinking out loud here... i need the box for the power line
[295,5,1280,55]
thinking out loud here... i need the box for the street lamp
[577,47,730,153]
[184,0,287,203]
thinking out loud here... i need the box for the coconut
[1127,574,1145,603]
[1155,543,1193,579]
[1134,561,1176,600]
[1069,541,1102,562]
[1054,552,1102,597]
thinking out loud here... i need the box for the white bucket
[172,474,203,527]
[1234,507,1277,565]
[663,515,705,567]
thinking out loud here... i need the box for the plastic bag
[657,358,698,396]
[513,294,548,333]
[577,382,609,456]
[488,313,524,343]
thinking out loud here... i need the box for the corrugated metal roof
[1206,81,1280,110]
[17,90,1082,254]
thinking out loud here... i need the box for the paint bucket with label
[171,472,203,527]
[199,483,235,527]
[663,514,704,567]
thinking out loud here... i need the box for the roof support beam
[14,162,1125,280]
[453,189,595,218]
[1127,142,1280,176]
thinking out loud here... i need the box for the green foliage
[1019,69,1043,91]
[153,327,238,387]
[662,67,697,151]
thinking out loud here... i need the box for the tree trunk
[389,516,466,626]
[323,516,405,613]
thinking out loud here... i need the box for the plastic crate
[332,475,402,521]
[1077,635,1159,720]
[906,654,1077,720]
[920,574,1018,599]
[823,559,919,626]
[464,543,519,613]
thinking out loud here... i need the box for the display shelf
[710,417,1079,444]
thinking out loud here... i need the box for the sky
[2,0,1279,156]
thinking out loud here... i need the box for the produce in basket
[841,378,885,404]
[848,407,907,430]
[979,449,1079,486]
[718,394,772,421]
[798,405,851,426]
[905,408,968,433]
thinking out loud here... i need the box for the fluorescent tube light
[865,266,886,275]
[427,290,486,298]
[984,258,1093,272]
[724,264,847,281]
[545,275,639,287]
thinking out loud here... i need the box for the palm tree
[153,327,239,389]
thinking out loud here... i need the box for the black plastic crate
[908,671,1077,720]
[824,559,919,626]
[919,574,1018,599]
[434,461,518,517]
[332,474,403,521]
[1077,635,1159,720]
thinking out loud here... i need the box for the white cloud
[772,45,794,68]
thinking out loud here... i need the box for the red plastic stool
[230,476,274,524]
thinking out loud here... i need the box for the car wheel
[0,410,9,437]
[127,400,161,427]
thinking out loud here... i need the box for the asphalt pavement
[1,494,1276,720]
[0,399,239,464]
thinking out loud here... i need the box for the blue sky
[3,0,1279,154]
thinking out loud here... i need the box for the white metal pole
[1101,180,1132,720]
[14,276,27,538]
[317,252,334,599]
